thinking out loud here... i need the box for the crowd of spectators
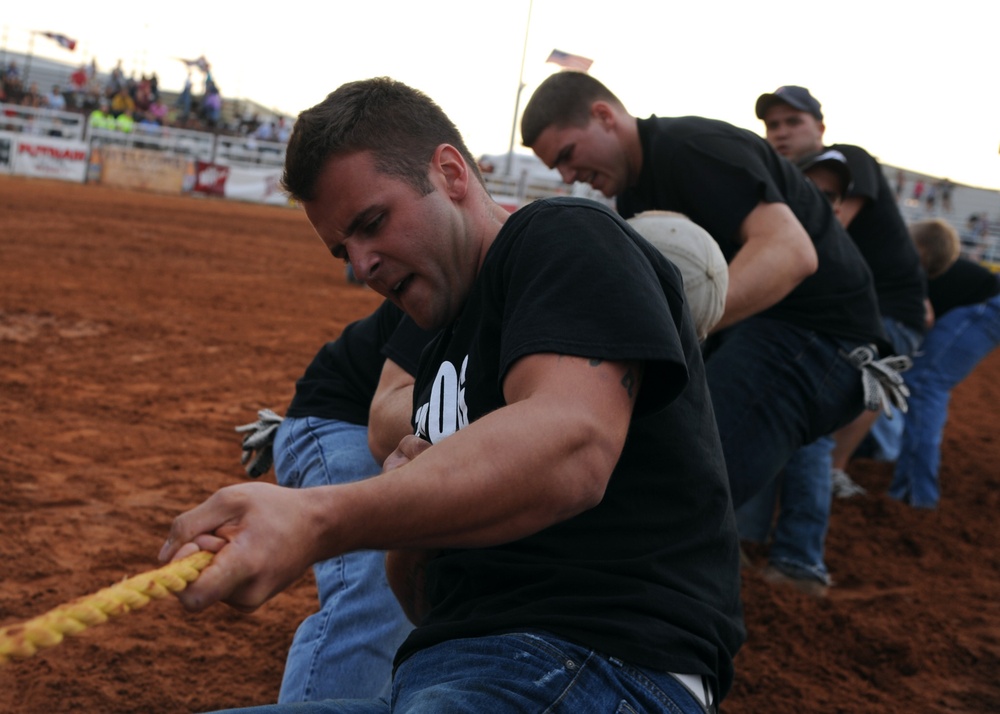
[0,56,290,143]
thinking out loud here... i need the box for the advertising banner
[192,161,229,196]
[99,146,191,194]
[9,134,88,182]
[192,161,291,207]
[223,164,291,206]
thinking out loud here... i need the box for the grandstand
[0,49,290,131]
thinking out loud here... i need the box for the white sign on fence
[0,131,89,182]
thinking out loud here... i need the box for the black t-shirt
[829,143,927,331]
[396,197,745,701]
[286,300,434,424]
[929,258,1000,317]
[617,116,888,351]
[382,314,432,378]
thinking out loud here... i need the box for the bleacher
[0,51,73,102]
[891,168,1000,268]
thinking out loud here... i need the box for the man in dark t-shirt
[160,78,744,713]
[401,197,744,709]
[741,86,927,591]
[890,220,1000,508]
[522,72,899,514]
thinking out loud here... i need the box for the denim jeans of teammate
[734,318,922,583]
[865,407,905,462]
[890,294,1000,508]
[704,317,866,510]
[736,436,834,584]
[863,318,927,462]
[273,417,414,703]
[206,632,712,714]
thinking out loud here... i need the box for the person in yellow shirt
[110,87,135,118]
[88,99,116,131]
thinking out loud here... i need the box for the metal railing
[2,100,286,168]
[0,102,85,140]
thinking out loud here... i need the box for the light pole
[503,0,533,177]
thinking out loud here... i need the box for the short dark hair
[521,72,624,148]
[282,77,482,202]
[909,218,960,279]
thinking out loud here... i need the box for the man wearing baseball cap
[756,85,824,126]
[740,86,928,594]
[756,87,928,437]
[797,149,852,213]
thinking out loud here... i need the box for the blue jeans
[735,318,922,581]
[864,318,926,461]
[273,417,414,702]
[207,631,712,714]
[890,294,1000,507]
[865,406,906,462]
[705,317,866,509]
[736,436,833,583]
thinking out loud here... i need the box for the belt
[670,672,713,712]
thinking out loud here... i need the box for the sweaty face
[763,104,824,162]
[303,151,478,330]
[530,118,631,197]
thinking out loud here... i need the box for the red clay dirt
[1,176,997,713]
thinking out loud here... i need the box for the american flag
[179,55,211,73]
[546,49,593,72]
[40,32,77,51]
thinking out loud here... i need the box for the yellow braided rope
[0,550,213,664]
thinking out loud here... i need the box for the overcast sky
[5,0,998,189]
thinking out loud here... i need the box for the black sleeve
[835,144,880,203]
[666,139,771,254]
[286,300,406,422]
[929,259,1000,315]
[382,316,438,378]
[496,200,691,414]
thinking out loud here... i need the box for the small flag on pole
[40,32,77,51]
[546,49,593,72]
[178,55,211,73]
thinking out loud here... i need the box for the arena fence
[2,99,997,269]
[1,100,563,209]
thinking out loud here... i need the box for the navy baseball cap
[755,86,823,121]
[797,149,851,195]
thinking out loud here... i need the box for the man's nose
[351,250,380,282]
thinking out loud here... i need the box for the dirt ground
[1,176,997,713]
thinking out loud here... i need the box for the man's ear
[432,144,470,199]
[591,101,617,130]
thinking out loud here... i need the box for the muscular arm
[713,200,818,332]
[161,352,640,612]
[368,357,416,466]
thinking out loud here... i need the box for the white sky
[4,0,999,189]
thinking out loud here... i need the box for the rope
[0,550,213,664]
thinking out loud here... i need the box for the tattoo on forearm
[589,358,603,367]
